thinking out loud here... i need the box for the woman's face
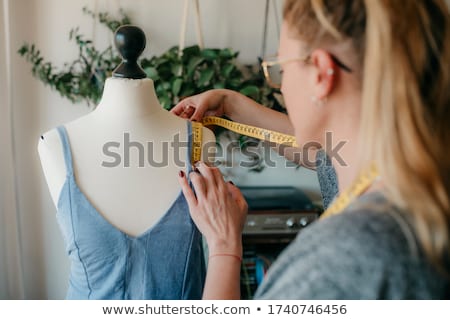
[278,22,328,146]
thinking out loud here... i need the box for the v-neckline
[55,122,192,241]
[57,175,185,241]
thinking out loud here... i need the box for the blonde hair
[284,0,450,270]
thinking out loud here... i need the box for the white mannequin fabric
[38,77,215,237]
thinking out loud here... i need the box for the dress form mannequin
[38,26,215,238]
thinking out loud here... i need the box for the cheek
[282,70,311,126]
[281,70,323,144]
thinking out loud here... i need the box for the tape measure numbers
[191,121,204,165]
[191,116,298,164]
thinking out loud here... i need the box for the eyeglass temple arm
[331,55,352,73]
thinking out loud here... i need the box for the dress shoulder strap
[56,126,74,176]
[187,121,193,174]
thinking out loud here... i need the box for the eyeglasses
[261,54,353,89]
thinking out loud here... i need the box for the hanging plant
[141,45,276,111]
[18,7,285,171]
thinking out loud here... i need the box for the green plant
[141,45,280,111]
[19,7,285,171]
[18,7,130,106]
[18,7,282,110]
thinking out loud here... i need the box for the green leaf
[219,48,234,59]
[201,49,219,60]
[180,84,195,98]
[213,82,225,89]
[171,63,182,77]
[155,58,169,66]
[155,87,165,96]
[221,63,235,78]
[239,85,260,99]
[162,82,171,91]
[159,95,172,110]
[187,56,204,75]
[18,45,28,56]
[144,67,159,80]
[198,68,214,87]
[172,78,183,96]
[182,45,201,58]
[228,78,243,88]
[157,64,172,79]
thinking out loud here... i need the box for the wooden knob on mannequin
[112,25,147,79]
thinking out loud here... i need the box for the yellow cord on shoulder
[320,164,379,219]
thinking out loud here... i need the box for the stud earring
[327,68,335,76]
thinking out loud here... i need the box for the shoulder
[311,192,411,252]
[255,192,446,299]
[38,114,87,155]
[38,127,64,167]
[38,126,68,208]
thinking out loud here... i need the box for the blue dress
[55,122,205,299]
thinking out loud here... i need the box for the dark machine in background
[239,187,321,299]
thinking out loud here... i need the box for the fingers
[182,106,196,119]
[226,182,248,212]
[179,106,195,119]
[191,107,204,122]
[189,169,207,200]
[178,164,246,248]
[179,162,229,212]
[178,171,197,208]
[171,99,196,119]
[195,162,224,189]
[172,90,225,122]
[171,100,188,116]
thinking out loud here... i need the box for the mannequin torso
[38,78,215,237]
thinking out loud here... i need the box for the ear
[310,49,337,100]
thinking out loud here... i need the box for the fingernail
[179,170,185,178]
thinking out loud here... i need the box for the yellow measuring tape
[192,116,379,218]
[191,116,299,164]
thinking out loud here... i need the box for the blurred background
[0,0,324,299]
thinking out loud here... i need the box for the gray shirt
[255,163,450,299]
[315,149,339,209]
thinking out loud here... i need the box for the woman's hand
[178,162,248,256]
[171,89,295,141]
[171,89,229,122]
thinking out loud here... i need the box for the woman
[171,0,450,299]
